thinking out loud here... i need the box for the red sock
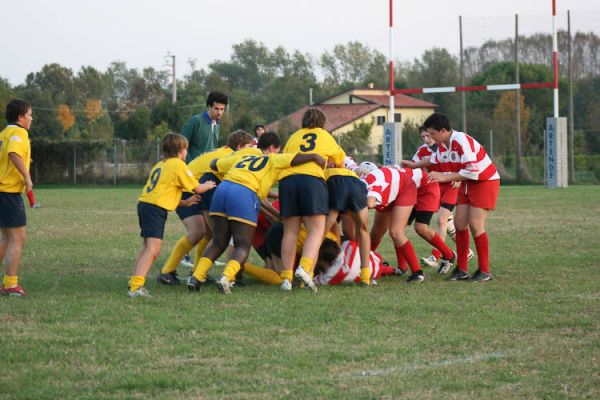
[474,232,490,273]
[456,229,470,272]
[431,248,442,259]
[428,233,454,260]
[379,264,396,276]
[393,245,408,272]
[27,190,36,207]
[398,241,420,273]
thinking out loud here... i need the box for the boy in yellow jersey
[157,130,253,285]
[188,132,325,294]
[278,108,346,292]
[128,133,216,298]
[324,158,371,286]
[0,100,33,297]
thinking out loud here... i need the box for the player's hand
[25,177,33,194]
[451,181,461,189]
[200,180,217,192]
[183,194,201,207]
[428,171,445,182]
[400,160,415,168]
[314,155,326,169]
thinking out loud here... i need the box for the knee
[388,229,406,244]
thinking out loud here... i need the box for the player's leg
[294,214,326,292]
[370,210,390,251]
[218,220,256,294]
[413,212,455,274]
[468,205,492,281]
[448,203,471,281]
[1,226,27,296]
[351,207,371,285]
[389,205,424,283]
[128,237,162,297]
[190,215,230,286]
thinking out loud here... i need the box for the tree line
[1,30,599,158]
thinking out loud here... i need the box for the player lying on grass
[127,133,216,298]
[187,132,326,294]
[157,130,253,285]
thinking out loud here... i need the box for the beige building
[266,88,436,153]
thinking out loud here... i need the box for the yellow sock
[3,275,18,288]
[128,276,145,292]
[192,238,210,273]
[223,260,241,282]
[299,257,314,274]
[161,236,194,274]
[193,257,213,281]
[280,270,293,282]
[244,263,282,285]
[360,267,371,285]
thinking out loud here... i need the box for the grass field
[1,185,599,399]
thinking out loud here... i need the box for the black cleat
[470,269,493,282]
[406,270,425,284]
[187,275,206,291]
[447,267,470,281]
[156,271,181,285]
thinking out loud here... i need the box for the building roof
[265,103,382,133]
[352,93,437,108]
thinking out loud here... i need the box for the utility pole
[165,53,176,104]
[515,14,522,182]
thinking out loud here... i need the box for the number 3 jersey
[313,240,384,285]
[138,157,199,211]
[278,127,346,181]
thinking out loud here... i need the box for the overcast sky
[2,0,598,86]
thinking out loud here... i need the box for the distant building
[266,87,437,153]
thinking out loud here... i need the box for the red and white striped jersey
[412,143,441,173]
[430,130,500,181]
[251,137,259,148]
[362,166,401,210]
[408,167,428,189]
[313,240,384,285]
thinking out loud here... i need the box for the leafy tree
[114,107,151,141]
[320,41,387,88]
[492,92,531,158]
[0,76,11,127]
[56,104,76,134]
[339,119,374,156]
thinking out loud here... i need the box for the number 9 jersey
[278,127,345,181]
[138,158,199,211]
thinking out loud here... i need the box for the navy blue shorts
[264,223,284,259]
[327,175,367,212]
[199,173,220,211]
[175,192,203,220]
[279,175,328,217]
[209,181,260,226]
[0,192,26,228]
[137,202,168,239]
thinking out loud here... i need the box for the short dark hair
[317,238,341,269]
[226,129,253,149]
[301,108,326,129]
[418,125,427,133]
[254,124,265,134]
[423,113,452,131]
[206,91,229,107]
[162,133,188,158]
[257,132,280,150]
[5,99,32,124]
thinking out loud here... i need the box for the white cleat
[127,287,151,298]
[294,267,317,293]
[216,275,231,294]
[467,249,475,261]
[280,279,292,291]
[179,255,194,269]
[420,255,439,269]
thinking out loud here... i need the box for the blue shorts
[279,175,328,217]
[199,173,220,211]
[175,192,203,220]
[209,181,260,226]
[0,192,26,228]
[327,175,367,212]
[137,202,168,239]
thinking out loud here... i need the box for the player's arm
[9,152,33,193]
[290,153,326,169]
[428,171,465,183]
[401,157,431,169]
[260,200,281,224]
[193,180,216,194]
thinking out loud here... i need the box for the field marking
[355,348,530,378]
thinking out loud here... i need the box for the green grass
[1,186,599,399]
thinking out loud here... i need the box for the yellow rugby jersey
[211,147,262,180]
[324,167,359,180]
[138,157,198,211]
[278,127,346,181]
[187,146,234,180]
[0,125,31,193]
[219,153,296,200]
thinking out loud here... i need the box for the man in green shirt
[182,91,228,162]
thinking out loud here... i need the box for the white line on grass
[355,348,530,378]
